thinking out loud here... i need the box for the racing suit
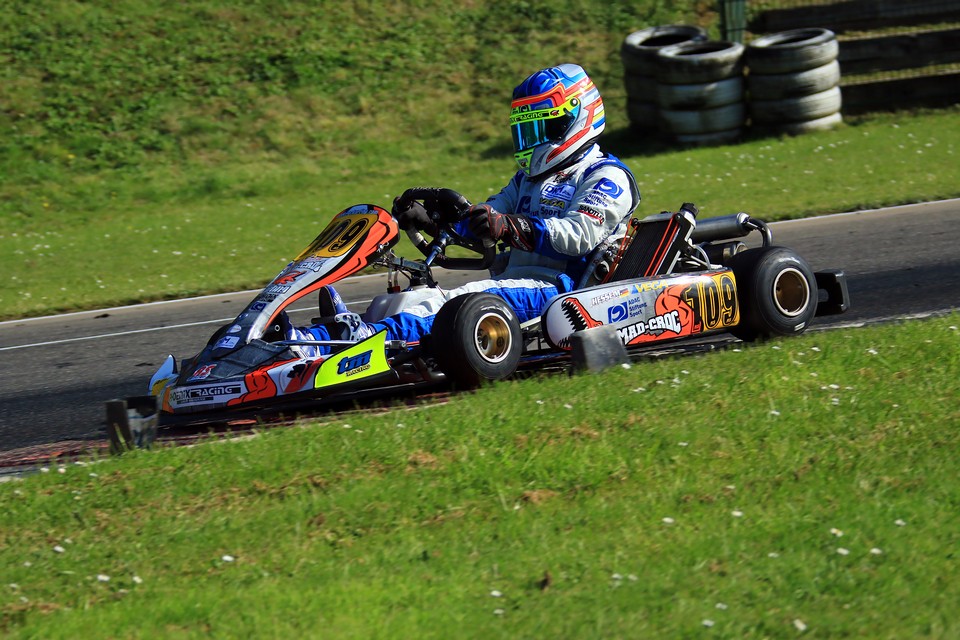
[293,144,640,349]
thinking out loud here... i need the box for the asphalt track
[1,200,958,453]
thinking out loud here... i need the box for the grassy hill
[0,0,710,317]
[1,1,706,195]
[2,1,959,320]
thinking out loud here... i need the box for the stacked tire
[620,25,707,132]
[654,40,747,146]
[746,28,843,135]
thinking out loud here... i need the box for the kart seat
[607,205,697,282]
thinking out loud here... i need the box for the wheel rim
[773,267,811,317]
[474,312,512,363]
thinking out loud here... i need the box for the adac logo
[608,302,628,323]
[593,178,623,199]
[337,350,373,377]
[272,270,305,286]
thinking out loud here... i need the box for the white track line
[0,299,374,352]
[0,271,386,327]
[6,199,956,330]
[3,199,957,351]
[0,318,241,351]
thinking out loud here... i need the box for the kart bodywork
[132,191,849,438]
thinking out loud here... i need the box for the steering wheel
[393,187,496,270]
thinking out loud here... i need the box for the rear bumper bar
[814,269,851,316]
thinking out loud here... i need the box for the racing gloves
[466,204,535,251]
[392,197,438,237]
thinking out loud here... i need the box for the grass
[2,2,958,637]
[1,314,958,637]
[3,1,959,320]
[2,107,959,321]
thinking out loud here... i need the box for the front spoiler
[109,366,443,451]
[159,330,402,415]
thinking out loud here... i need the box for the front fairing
[159,330,396,414]
[155,204,400,414]
[212,204,398,360]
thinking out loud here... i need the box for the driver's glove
[466,204,535,251]
[392,197,438,237]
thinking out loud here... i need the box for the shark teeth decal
[561,297,602,332]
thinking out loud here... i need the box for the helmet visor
[510,98,580,152]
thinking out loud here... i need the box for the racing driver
[287,63,641,352]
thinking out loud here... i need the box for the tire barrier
[654,40,746,145]
[747,60,840,100]
[622,26,843,144]
[620,25,707,131]
[746,28,843,134]
[656,76,744,110]
[745,28,839,75]
[659,102,746,135]
[750,86,842,124]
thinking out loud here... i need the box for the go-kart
[110,187,849,447]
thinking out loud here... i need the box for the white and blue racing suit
[296,144,640,347]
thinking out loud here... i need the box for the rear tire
[429,293,522,388]
[728,247,817,342]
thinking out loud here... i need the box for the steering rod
[425,230,453,266]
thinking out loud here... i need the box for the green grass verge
[2,314,957,637]
[3,107,959,321]
[3,2,960,320]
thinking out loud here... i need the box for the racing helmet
[510,63,605,178]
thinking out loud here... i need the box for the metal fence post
[720,0,748,43]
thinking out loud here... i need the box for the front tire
[728,246,817,342]
[429,293,522,388]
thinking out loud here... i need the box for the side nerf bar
[814,269,851,316]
